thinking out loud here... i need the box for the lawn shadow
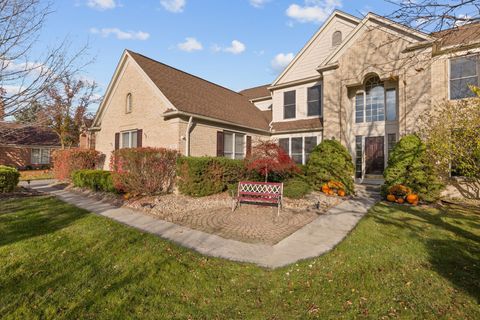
[373,203,480,302]
[0,196,87,247]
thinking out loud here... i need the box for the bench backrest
[238,181,283,198]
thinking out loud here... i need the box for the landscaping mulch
[0,187,42,200]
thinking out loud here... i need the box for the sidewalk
[26,180,378,269]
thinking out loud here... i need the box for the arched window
[355,75,386,123]
[332,31,342,47]
[126,93,132,113]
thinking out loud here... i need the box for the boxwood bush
[283,177,311,199]
[382,134,443,202]
[177,157,246,197]
[306,139,355,195]
[72,170,116,193]
[0,165,20,193]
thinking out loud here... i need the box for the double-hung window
[278,136,319,165]
[450,55,479,100]
[224,132,245,159]
[307,86,322,117]
[31,148,50,165]
[121,130,138,148]
[283,91,296,119]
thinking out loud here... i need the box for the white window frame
[31,148,50,165]
[283,90,296,120]
[223,131,245,160]
[354,85,397,124]
[448,54,479,100]
[120,130,137,149]
[277,134,321,165]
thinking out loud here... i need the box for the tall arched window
[355,76,386,123]
[126,93,132,113]
[332,31,342,47]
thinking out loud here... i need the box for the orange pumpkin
[396,198,405,204]
[386,194,396,202]
[338,189,346,197]
[328,190,335,196]
[321,184,330,194]
[406,194,419,204]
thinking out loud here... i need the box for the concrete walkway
[25,180,378,269]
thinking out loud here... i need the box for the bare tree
[387,0,480,32]
[0,0,90,120]
[43,75,100,148]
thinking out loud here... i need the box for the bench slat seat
[232,181,283,215]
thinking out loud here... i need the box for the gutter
[163,110,271,134]
[185,116,193,156]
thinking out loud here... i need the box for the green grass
[0,196,479,319]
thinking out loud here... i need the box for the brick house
[89,10,480,183]
[0,122,60,169]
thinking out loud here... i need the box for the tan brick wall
[0,146,56,168]
[94,56,181,169]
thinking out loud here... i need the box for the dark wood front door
[365,136,384,175]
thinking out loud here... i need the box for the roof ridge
[430,20,480,35]
[126,50,247,99]
[239,84,270,92]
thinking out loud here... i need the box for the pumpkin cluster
[386,184,419,205]
[321,180,346,197]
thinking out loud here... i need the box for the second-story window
[126,93,133,113]
[450,55,479,100]
[307,85,322,116]
[283,91,296,119]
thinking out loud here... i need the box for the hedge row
[72,170,116,193]
[110,147,179,196]
[52,149,102,181]
[0,165,20,193]
[177,157,246,197]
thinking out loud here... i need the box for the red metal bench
[232,181,283,215]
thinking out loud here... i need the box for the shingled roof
[0,122,60,147]
[128,51,271,131]
[271,118,323,133]
[432,22,480,48]
[239,84,271,101]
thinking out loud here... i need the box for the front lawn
[0,196,479,319]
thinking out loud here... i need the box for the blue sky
[38,0,398,110]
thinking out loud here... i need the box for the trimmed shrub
[177,157,246,197]
[382,134,443,202]
[52,149,102,181]
[72,170,116,193]
[110,147,179,195]
[0,165,20,193]
[306,139,355,195]
[283,177,311,199]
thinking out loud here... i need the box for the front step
[354,183,382,199]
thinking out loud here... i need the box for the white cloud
[249,0,270,8]
[177,37,203,52]
[286,0,341,24]
[87,0,117,10]
[224,40,246,54]
[161,0,186,13]
[271,52,294,73]
[89,28,150,40]
[212,40,246,54]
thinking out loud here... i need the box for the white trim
[223,131,246,160]
[120,130,138,149]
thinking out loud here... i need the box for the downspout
[185,116,193,156]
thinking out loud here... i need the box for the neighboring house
[0,122,61,169]
[90,10,480,183]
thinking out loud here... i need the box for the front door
[365,136,384,175]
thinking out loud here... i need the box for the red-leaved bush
[245,140,299,182]
[110,147,179,195]
[52,149,102,180]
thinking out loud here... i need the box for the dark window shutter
[114,132,120,150]
[216,131,224,157]
[246,136,252,157]
[137,129,143,148]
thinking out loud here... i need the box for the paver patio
[25,180,378,268]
